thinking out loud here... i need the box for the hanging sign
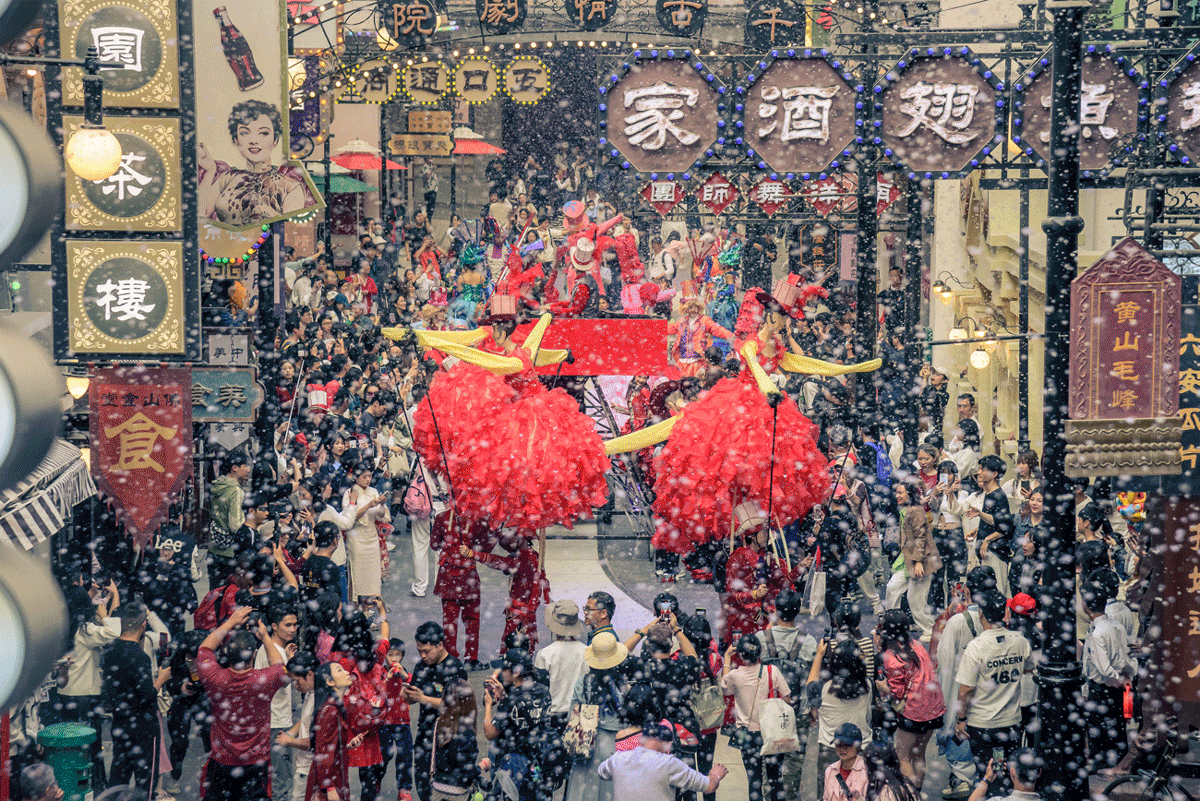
[191,366,263,422]
[408,109,452,133]
[1165,306,1200,495]
[89,366,193,549]
[876,172,901,215]
[57,239,194,358]
[389,133,454,156]
[503,56,550,105]
[802,175,848,216]
[696,172,738,215]
[640,180,685,215]
[655,0,707,37]
[353,58,401,104]
[565,0,618,29]
[208,421,252,450]
[1014,47,1143,178]
[604,56,724,174]
[876,50,1004,180]
[739,54,856,175]
[1070,238,1181,422]
[744,0,803,50]
[453,57,499,104]
[378,0,438,48]
[65,115,182,233]
[58,0,180,108]
[476,0,526,34]
[404,61,449,104]
[749,177,792,216]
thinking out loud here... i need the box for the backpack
[866,442,893,488]
[929,590,977,670]
[194,584,238,631]
[761,628,813,715]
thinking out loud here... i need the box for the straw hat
[583,631,628,670]
[733,501,768,537]
[544,599,587,638]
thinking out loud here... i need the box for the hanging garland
[200,224,271,266]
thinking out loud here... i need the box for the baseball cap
[1007,592,1037,615]
[833,722,863,745]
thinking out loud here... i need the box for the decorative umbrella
[452,126,505,155]
[310,174,378,193]
[332,139,406,170]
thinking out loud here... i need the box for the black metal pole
[255,227,279,460]
[323,136,333,255]
[1038,3,1087,800]
[1018,181,1030,450]
[854,0,879,422]
[902,180,923,465]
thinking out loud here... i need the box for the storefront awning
[0,439,96,550]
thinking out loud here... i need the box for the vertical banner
[1144,495,1200,731]
[90,367,193,549]
[194,0,321,232]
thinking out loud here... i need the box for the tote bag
[757,666,801,756]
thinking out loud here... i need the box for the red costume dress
[409,318,609,531]
[339,640,389,771]
[476,542,552,652]
[431,511,493,662]
[306,700,350,801]
[652,332,830,555]
[723,544,797,642]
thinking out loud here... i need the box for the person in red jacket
[471,531,551,653]
[722,502,806,646]
[431,510,493,670]
[307,661,355,801]
[332,605,389,801]
[380,639,414,801]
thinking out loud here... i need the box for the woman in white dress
[342,464,389,601]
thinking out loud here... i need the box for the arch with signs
[503,56,550,104]
[454,56,500,104]
[352,57,401,104]
[404,60,449,104]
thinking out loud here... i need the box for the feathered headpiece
[458,243,485,267]
[717,242,742,267]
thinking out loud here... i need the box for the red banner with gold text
[89,367,193,549]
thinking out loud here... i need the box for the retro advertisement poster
[194,0,321,232]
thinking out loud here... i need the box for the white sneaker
[385,540,395,551]
[942,779,971,797]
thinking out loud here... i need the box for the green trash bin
[38,722,96,801]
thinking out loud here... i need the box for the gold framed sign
[58,0,181,108]
[64,239,187,355]
[64,115,182,232]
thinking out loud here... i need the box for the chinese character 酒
[757,84,839,144]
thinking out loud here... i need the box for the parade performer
[668,288,735,378]
[469,531,552,653]
[603,275,881,557]
[382,296,609,532]
[447,244,486,328]
[547,238,603,318]
[430,511,494,668]
[723,502,810,644]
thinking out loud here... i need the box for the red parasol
[453,139,505,155]
[331,152,406,170]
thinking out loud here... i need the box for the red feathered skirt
[413,364,610,531]
[651,376,829,555]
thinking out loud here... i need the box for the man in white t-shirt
[534,599,588,731]
[954,589,1031,797]
[276,653,317,801]
[255,607,298,800]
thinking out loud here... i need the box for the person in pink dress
[875,609,945,790]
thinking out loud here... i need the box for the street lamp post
[854,0,880,421]
[1038,2,1088,800]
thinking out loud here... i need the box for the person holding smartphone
[1001,449,1041,517]
[925,460,970,611]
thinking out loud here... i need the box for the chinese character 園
[91,26,145,72]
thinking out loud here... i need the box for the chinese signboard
[353,58,400,104]
[209,421,252,450]
[655,0,706,37]
[605,57,722,174]
[454,57,499,104]
[565,0,617,29]
[744,0,803,49]
[58,0,180,108]
[194,0,321,232]
[1143,496,1200,732]
[802,175,850,216]
[205,331,252,366]
[1165,49,1200,166]
[1069,237,1181,421]
[408,109,452,133]
[640,180,685,215]
[477,0,526,34]
[877,52,1003,179]
[404,61,449,104]
[191,367,263,422]
[389,133,454,156]
[1165,306,1200,495]
[57,240,195,358]
[749,177,792,216]
[379,0,438,47]
[89,367,192,548]
[64,115,181,232]
[696,172,738,215]
[1015,47,1142,176]
[740,55,856,175]
[796,223,839,278]
[503,56,550,105]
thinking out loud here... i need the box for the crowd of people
[12,173,1156,801]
